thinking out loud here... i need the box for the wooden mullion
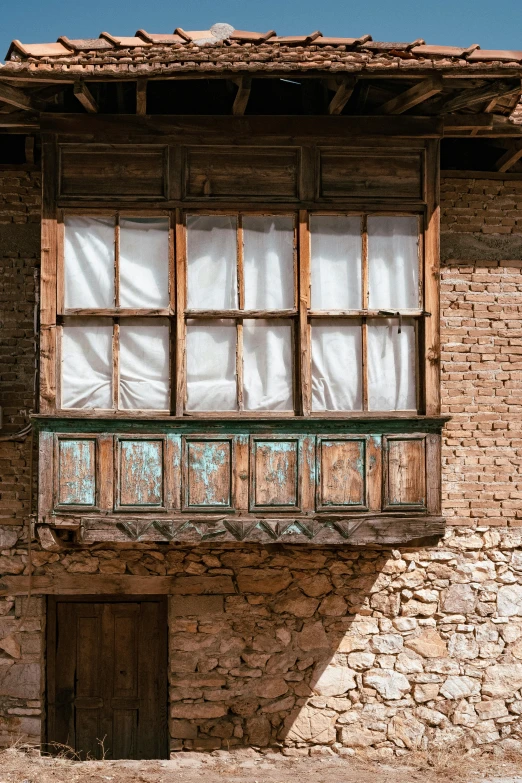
[361,214,369,412]
[114,214,120,308]
[112,319,120,411]
[40,135,58,413]
[175,209,186,416]
[236,320,244,412]
[424,141,441,416]
[298,209,311,416]
[56,211,65,315]
[236,216,245,411]
[169,212,176,415]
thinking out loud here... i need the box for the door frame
[45,594,168,758]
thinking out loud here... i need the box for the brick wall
[441,176,522,526]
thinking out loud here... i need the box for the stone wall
[2,173,522,755]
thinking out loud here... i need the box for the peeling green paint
[188,441,230,506]
[120,439,163,506]
[59,439,95,506]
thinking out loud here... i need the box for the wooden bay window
[56,209,430,417]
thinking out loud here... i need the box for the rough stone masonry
[3,173,522,756]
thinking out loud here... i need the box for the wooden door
[47,597,168,759]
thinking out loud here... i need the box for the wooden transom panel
[59,145,168,199]
[383,435,427,510]
[317,437,367,510]
[184,438,232,508]
[56,437,96,507]
[250,438,300,510]
[117,438,164,508]
[319,148,423,199]
[185,147,300,199]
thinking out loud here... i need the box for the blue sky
[2,0,522,63]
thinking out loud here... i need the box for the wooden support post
[73,81,98,114]
[379,76,443,115]
[232,77,252,116]
[495,141,522,172]
[328,77,356,115]
[24,136,35,165]
[136,80,147,115]
[0,81,41,112]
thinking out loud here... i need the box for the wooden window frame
[48,202,438,419]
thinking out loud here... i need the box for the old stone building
[1,23,522,759]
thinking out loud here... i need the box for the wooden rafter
[232,77,252,116]
[73,81,98,114]
[379,76,443,115]
[0,81,42,112]
[440,80,521,114]
[328,76,356,115]
[136,80,147,115]
[496,141,522,172]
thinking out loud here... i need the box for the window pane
[243,320,293,411]
[311,216,362,310]
[119,218,169,308]
[312,320,362,411]
[119,319,170,410]
[64,217,115,308]
[187,216,237,309]
[368,318,416,411]
[62,318,112,409]
[243,217,294,309]
[368,216,419,309]
[186,320,237,411]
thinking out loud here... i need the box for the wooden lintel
[0,111,40,130]
[328,77,357,116]
[496,141,522,172]
[0,575,183,596]
[232,77,252,116]
[0,81,41,112]
[40,113,443,139]
[136,80,147,115]
[73,81,98,114]
[379,76,443,115]
[440,80,521,114]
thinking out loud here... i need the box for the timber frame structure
[2,23,522,548]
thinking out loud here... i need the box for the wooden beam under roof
[136,80,147,115]
[73,81,98,113]
[0,110,40,129]
[496,141,522,172]
[232,76,252,116]
[328,76,357,115]
[379,76,444,115]
[0,81,42,112]
[440,79,521,114]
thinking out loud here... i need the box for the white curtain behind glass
[244,320,293,410]
[119,319,170,410]
[311,320,362,411]
[368,216,419,309]
[64,217,115,308]
[186,320,237,411]
[119,218,169,308]
[368,318,416,410]
[311,216,362,310]
[62,318,113,408]
[243,217,294,309]
[187,215,237,309]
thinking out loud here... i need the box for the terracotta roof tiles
[3,23,522,77]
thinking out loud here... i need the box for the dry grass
[1,743,522,783]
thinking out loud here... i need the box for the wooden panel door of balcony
[46,596,168,759]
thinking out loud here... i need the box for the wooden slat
[379,76,443,115]
[232,77,252,116]
[424,140,441,416]
[0,81,42,112]
[328,77,357,116]
[73,81,99,114]
[298,210,311,415]
[361,215,369,412]
[495,141,522,172]
[175,209,186,416]
[136,80,147,116]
